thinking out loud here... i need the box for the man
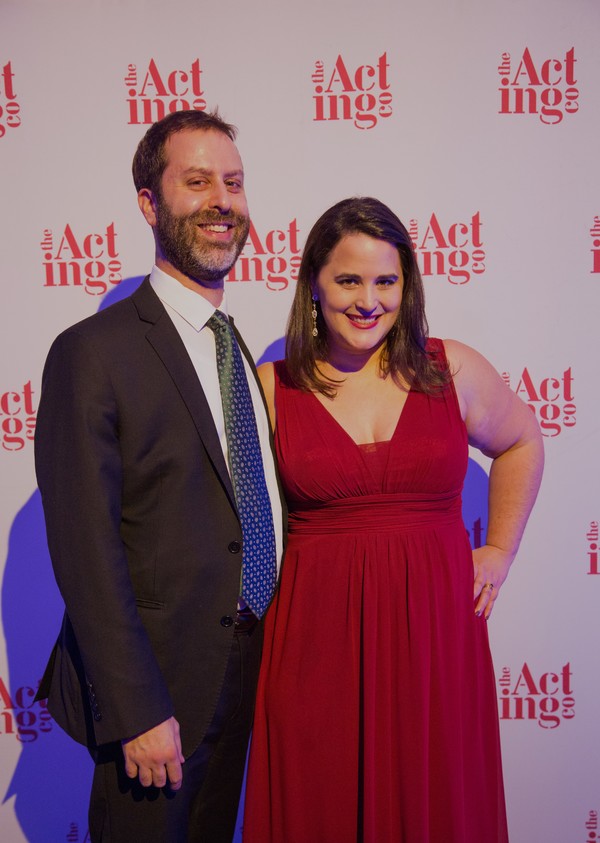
[35,109,283,842]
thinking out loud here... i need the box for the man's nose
[206,181,232,213]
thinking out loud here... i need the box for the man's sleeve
[35,328,173,746]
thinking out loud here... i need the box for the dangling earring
[311,295,318,337]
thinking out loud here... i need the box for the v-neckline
[308,386,414,449]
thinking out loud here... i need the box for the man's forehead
[165,128,238,156]
[161,129,243,178]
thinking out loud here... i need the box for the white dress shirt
[149,266,283,574]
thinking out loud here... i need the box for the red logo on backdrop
[590,217,600,274]
[41,223,122,296]
[312,53,392,129]
[502,366,575,437]
[0,677,52,741]
[225,219,301,292]
[466,516,485,549]
[585,811,599,842]
[587,522,599,576]
[125,59,207,125]
[498,47,578,124]
[498,662,575,729]
[0,60,21,138]
[409,212,485,285]
[1,381,36,451]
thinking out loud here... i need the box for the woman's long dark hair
[286,197,451,395]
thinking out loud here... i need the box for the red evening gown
[244,342,508,843]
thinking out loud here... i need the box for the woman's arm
[257,361,276,431]
[444,339,545,619]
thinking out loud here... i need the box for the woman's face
[313,232,403,367]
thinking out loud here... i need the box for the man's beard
[155,197,250,284]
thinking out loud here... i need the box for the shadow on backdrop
[2,277,145,842]
[2,277,488,842]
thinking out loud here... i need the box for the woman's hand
[472,544,514,620]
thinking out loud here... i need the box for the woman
[244,197,543,842]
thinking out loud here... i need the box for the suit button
[220,616,234,628]
[228,541,241,554]
[93,712,102,721]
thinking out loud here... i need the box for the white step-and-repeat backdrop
[1,1,599,840]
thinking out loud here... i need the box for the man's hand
[121,716,184,790]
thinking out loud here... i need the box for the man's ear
[138,188,158,227]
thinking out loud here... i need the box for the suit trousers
[88,623,263,843]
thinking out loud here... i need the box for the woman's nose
[355,287,377,313]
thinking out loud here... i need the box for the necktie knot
[207,309,229,332]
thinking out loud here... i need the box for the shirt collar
[149,265,229,331]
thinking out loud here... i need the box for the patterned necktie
[207,310,277,618]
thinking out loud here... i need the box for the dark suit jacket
[35,277,281,757]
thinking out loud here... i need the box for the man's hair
[132,108,238,195]
[286,196,451,396]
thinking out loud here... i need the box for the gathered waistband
[287,492,463,535]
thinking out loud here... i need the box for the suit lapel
[131,278,237,509]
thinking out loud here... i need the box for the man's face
[144,128,250,288]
